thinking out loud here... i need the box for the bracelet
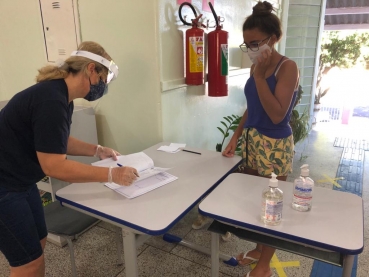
[108,166,113,183]
[94,144,102,158]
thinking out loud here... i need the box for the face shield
[70,50,118,84]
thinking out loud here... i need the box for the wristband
[94,144,102,158]
[108,166,113,183]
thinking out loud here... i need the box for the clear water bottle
[261,172,283,226]
[292,164,314,211]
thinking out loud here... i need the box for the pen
[118,163,140,177]
[182,149,201,155]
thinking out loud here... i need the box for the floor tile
[117,246,231,277]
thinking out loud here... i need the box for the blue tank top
[243,57,297,139]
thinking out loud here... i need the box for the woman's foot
[191,214,210,229]
[236,248,262,266]
[221,231,232,241]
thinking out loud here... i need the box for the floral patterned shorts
[241,128,294,176]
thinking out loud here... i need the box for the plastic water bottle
[261,172,283,225]
[292,164,314,211]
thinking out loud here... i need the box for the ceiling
[325,0,369,30]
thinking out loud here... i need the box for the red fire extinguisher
[207,2,228,97]
[179,2,205,86]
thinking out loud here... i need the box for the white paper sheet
[157,143,186,153]
[105,172,178,199]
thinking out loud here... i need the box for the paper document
[105,172,178,199]
[92,152,169,182]
[157,143,186,153]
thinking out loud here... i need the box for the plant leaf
[223,117,231,124]
[217,127,225,135]
[220,121,228,129]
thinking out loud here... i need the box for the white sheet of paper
[157,145,181,153]
[135,167,169,182]
[105,172,178,199]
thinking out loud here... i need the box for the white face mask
[247,41,271,64]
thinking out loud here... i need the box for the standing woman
[222,2,299,277]
[0,41,138,277]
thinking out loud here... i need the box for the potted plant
[363,55,369,69]
[313,86,329,126]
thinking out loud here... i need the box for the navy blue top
[0,79,73,191]
[243,57,297,139]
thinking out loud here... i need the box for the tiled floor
[0,120,368,277]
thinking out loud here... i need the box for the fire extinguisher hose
[179,2,198,26]
[208,2,219,27]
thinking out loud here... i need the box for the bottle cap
[300,164,309,177]
[269,172,278,187]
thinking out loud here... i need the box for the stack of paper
[157,143,186,153]
[92,152,178,199]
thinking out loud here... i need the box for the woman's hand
[254,48,272,80]
[222,138,238,157]
[95,145,121,161]
[111,166,139,186]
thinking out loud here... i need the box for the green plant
[215,115,242,153]
[291,85,311,144]
[316,31,369,104]
[293,85,304,108]
[289,109,311,145]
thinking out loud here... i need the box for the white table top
[199,174,363,255]
[56,142,241,235]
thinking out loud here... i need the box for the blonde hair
[36,41,112,83]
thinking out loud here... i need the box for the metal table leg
[122,229,138,277]
[211,232,220,277]
[342,255,354,277]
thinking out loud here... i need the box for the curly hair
[243,1,282,41]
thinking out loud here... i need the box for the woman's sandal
[237,251,260,267]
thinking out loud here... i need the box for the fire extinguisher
[179,2,205,86]
[207,2,228,97]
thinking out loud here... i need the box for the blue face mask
[84,78,108,101]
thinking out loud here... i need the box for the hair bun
[252,1,274,16]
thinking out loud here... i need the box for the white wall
[0,0,162,155]
[1,0,301,155]
[76,0,162,153]
[0,1,46,98]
